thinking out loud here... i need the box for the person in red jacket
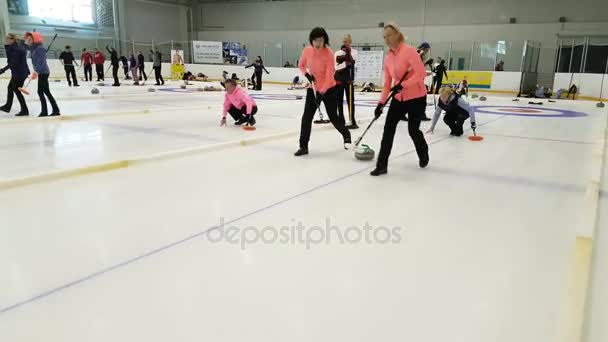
[294,27,351,157]
[81,48,93,82]
[370,23,429,176]
[93,48,105,81]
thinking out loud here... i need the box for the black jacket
[245,62,269,75]
[435,63,448,80]
[1,41,30,79]
[137,53,145,67]
[106,46,119,66]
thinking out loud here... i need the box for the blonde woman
[370,23,428,176]
[426,87,476,136]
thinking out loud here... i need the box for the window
[28,0,94,24]
[496,41,506,55]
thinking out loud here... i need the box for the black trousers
[443,110,469,135]
[95,64,104,81]
[337,82,356,125]
[83,64,93,81]
[254,72,262,90]
[299,87,351,149]
[3,77,28,113]
[139,65,147,81]
[37,73,60,114]
[112,65,120,85]
[154,66,164,84]
[64,66,78,86]
[434,78,444,94]
[228,105,258,121]
[376,96,428,169]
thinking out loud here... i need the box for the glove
[247,114,254,125]
[304,72,315,83]
[390,83,403,94]
[471,121,477,130]
[336,56,346,64]
[374,103,384,118]
[220,117,226,126]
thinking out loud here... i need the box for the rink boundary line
[557,104,607,342]
[0,160,130,191]
[0,115,508,315]
[0,126,324,190]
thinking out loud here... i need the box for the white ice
[0,79,606,342]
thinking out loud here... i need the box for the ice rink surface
[0,79,606,342]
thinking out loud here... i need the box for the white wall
[198,0,608,70]
[491,72,522,92]
[554,73,608,100]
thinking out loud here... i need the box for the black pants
[376,96,428,169]
[37,73,60,114]
[64,66,78,86]
[139,65,147,81]
[443,111,469,136]
[83,64,93,81]
[228,105,258,121]
[337,82,356,125]
[96,64,104,81]
[254,72,263,90]
[112,65,120,85]
[154,67,164,85]
[3,77,28,113]
[299,87,351,149]
[434,78,444,94]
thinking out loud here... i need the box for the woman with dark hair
[294,27,351,156]
[220,78,258,127]
[370,23,429,176]
[0,33,30,116]
[245,56,269,91]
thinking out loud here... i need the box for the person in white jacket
[334,34,358,129]
[427,87,476,137]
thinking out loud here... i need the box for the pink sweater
[380,42,427,104]
[298,46,336,93]
[223,87,257,118]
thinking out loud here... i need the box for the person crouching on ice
[220,79,258,127]
[427,87,476,137]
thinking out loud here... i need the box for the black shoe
[112,84,120,87]
[38,113,48,117]
[370,167,388,176]
[155,83,160,86]
[422,116,431,121]
[0,105,9,113]
[15,112,29,117]
[50,112,61,117]
[294,147,309,156]
[235,117,247,125]
[74,84,80,87]
[419,155,429,168]
[161,81,165,85]
[346,124,359,129]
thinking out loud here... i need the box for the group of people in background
[76,47,165,87]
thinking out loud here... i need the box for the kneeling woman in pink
[220,79,257,126]
[294,27,351,156]
[371,23,429,176]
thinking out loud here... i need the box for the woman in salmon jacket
[370,23,429,176]
[294,27,351,157]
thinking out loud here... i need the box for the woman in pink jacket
[220,79,258,126]
[294,27,351,157]
[370,23,429,176]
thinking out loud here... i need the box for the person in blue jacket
[0,33,30,116]
[24,32,60,117]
